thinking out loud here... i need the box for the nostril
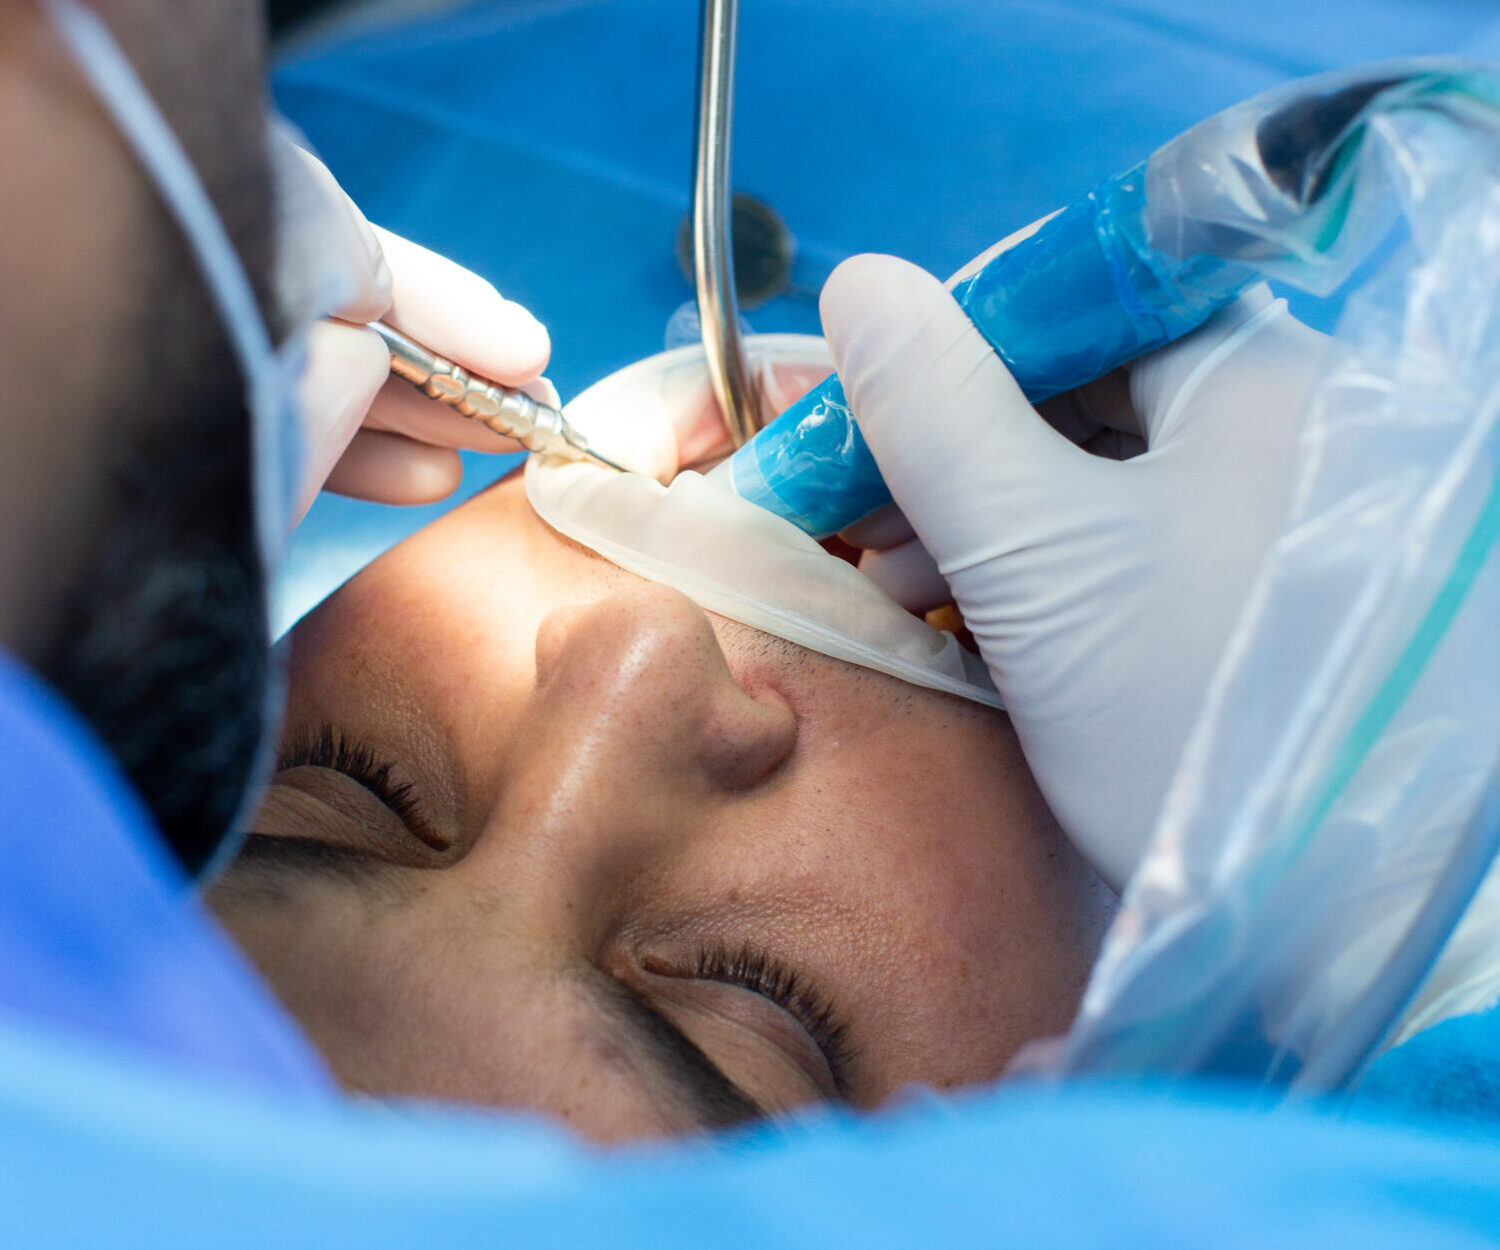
[697,686,798,793]
[529,586,799,795]
[533,602,594,688]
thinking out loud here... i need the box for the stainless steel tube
[691,0,759,448]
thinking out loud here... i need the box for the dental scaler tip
[370,320,628,473]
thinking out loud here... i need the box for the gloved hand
[275,139,553,517]
[821,255,1331,890]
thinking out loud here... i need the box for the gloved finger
[272,133,391,327]
[322,429,464,505]
[375,225,550,386]
[839,501,915,551]
[858,537,950,612]
[820,254,1082,570]
[840,391,1139,554]
[358,375,522,453]
[360,371,562,453]
[297,319,392,516]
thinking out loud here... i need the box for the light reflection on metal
[691,0,759,448]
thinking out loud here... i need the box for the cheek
[867,824,1030,984]
[812,729,1066,980]
[804,728,1032,910]
[211,880,413,1069]
[272,887,689,1141]
[229,880,518,1102]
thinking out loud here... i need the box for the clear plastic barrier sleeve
[1053,61,1500,1092]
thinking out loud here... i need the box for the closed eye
[646,945,855,1098]
[278,723,449,851]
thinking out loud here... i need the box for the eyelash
[279,723,446,851]
[695,945,856,1091]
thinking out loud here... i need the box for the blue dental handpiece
[712,164,1253,538]
[712,64,1460,538]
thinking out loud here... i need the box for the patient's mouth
[923,603,979,655]
[818,534,863,568]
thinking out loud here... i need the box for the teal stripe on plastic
[1282,460,1500,868]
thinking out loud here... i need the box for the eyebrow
[591,975,765,1131]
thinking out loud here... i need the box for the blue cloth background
[8,2,1500,1243]
[6,1015,1500,1249]
[272,0,1500,628]
[0,651,330,1098]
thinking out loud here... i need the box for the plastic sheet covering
[718,63,1500,537]
[525,335,1002,708]
[1057,62,1500,1091]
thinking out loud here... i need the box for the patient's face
[211,472,1113,1141]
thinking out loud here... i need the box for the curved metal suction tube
[692,0,758,448]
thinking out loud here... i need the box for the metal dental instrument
[371,321,628,473]
[691,0,759,448]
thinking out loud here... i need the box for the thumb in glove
[822,253,1325,889]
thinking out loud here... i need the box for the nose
[528,584,797,798]
[483,584,796,921]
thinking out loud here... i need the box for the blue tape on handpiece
[721,164,1253,538]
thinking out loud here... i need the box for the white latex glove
[821,254,1331,890]
[278,142,553,516]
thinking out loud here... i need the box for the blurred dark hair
[269,0,338,35]
[38,7,279,875]
[39,325,270,875]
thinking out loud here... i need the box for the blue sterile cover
[0,650,331,1097]
[4,1019,1500,1249]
